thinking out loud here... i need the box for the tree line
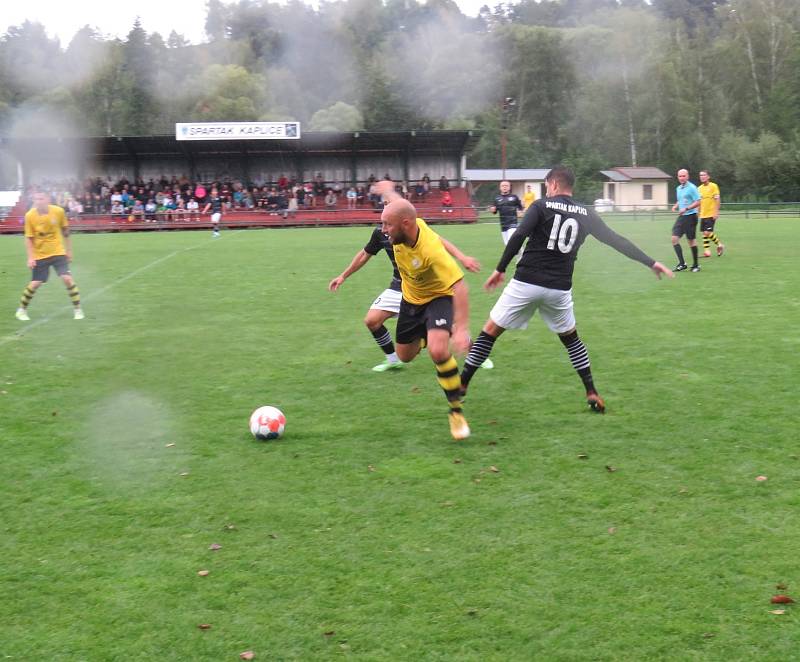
[1,0,798,200]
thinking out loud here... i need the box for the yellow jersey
[24,204,68,260]
[393,218,464,305]
[698,181,720,218]
[523,190,536,209]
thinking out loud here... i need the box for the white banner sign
[176,122,301,141]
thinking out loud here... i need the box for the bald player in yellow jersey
[15,191,84,321]
[375,181,472,440]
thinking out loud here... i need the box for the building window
[607,183,615,201]
[643,184,653,200]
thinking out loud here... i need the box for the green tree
[309,102,364,131]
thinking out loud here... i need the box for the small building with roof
[599,166,671,210]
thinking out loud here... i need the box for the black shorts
[700,217,716,233]
[32,255,70,282]
[672,213,698,240]
[396,296,454,345]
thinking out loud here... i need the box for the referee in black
[489,180,523,245]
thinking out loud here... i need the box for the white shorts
[211,212,221,223]
[369,288,401,315]
[490,278,575,333]
[501,227,517,245]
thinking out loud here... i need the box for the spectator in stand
[305,181,315,208]
[287,190,298,217]
[132,198,145,220]
[266,188,280,215]
[347,187,357,209]
[111,199,125,216]
[368,173,376,187]
[145,199,157,221]
[295,184,306,209]
[314,174,326,202]
[325,189,338,208]
[441,190,453,213]
[415,180,426,201]
[174,198,187,220]
[186,197,199,221]
[332,179,344,195]
[422,173,431,194]
[439,175,450,192]
[277,173,289,190]
[233,187,245,209]
[356,185,366,207]
[110,188,123,208]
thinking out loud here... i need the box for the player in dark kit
[329,226,482,372]
[490,180,524,245]
[202,187,224,237]
[460,166,673,414]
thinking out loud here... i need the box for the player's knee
[396,343,419,362]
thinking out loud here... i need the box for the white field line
[1,230,245,346]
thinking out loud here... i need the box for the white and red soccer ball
[249,406,286,440]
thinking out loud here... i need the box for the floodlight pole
[500,97,515,180]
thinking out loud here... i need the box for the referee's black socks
[461,331,497,389]
[559,329,596,394]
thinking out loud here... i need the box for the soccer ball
[249,406,286,440]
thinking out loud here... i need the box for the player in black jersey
[202,187,224,237]
[490,181,524,245]
[461,166,673,413]
[329,226,482,372]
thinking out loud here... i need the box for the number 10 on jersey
[547,214,578,253]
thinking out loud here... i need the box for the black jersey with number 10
[496,196,655,291]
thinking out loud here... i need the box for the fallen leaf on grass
[756,475,768,482]
[197,570,210,576]
[605,465,617,473]
[268,533,278,539]
[209,543,222,551]
[702,632,715,638]
[488,466,499,473]
[52,411,58,416]
[577,453,589,460]
[771,595,794,604]
[198,624,211,630]
[776,583,788,590]
[410,386,421,393]
[769,609,786,615]
[608,527,617,535]
[367,465,376,472]
[165,443,175,448]
[240,652,255,660]
[179,472,190,476]
[487,420,497,425]
[466,609,478,616]
[487,441,497,446]
[323,631,335,637]
[223,524,236,531]
[453,458,462,464]
[441,500,455,507]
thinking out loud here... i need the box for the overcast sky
[1,0,494,46]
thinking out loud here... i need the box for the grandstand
[0,130,481,233]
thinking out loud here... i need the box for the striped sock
[559,330,595,393]
[435,355,463,412]
[370,325,396,356]
[20,286,36,309]
[461,330,497,388]
[67,283,81,307]
[703,236,711,252]
[708,232,720,245]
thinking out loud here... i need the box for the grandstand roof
[1,130,481,159]
[463,168,551,181]
[600,167,671,181]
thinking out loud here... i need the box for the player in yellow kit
[375,181,472,440]
[15,191,84,321]
[698,170,724,257]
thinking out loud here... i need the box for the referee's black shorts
[396,296,454,345]
[672,213,698,240]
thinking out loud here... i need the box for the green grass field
[1,216,798,660]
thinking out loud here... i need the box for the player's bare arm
[439,237,480,273]
[328,249,371,291]
[25,237,36,268]
[450,278,470,355]
[484,270,505,291]
[650,262,674,279]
